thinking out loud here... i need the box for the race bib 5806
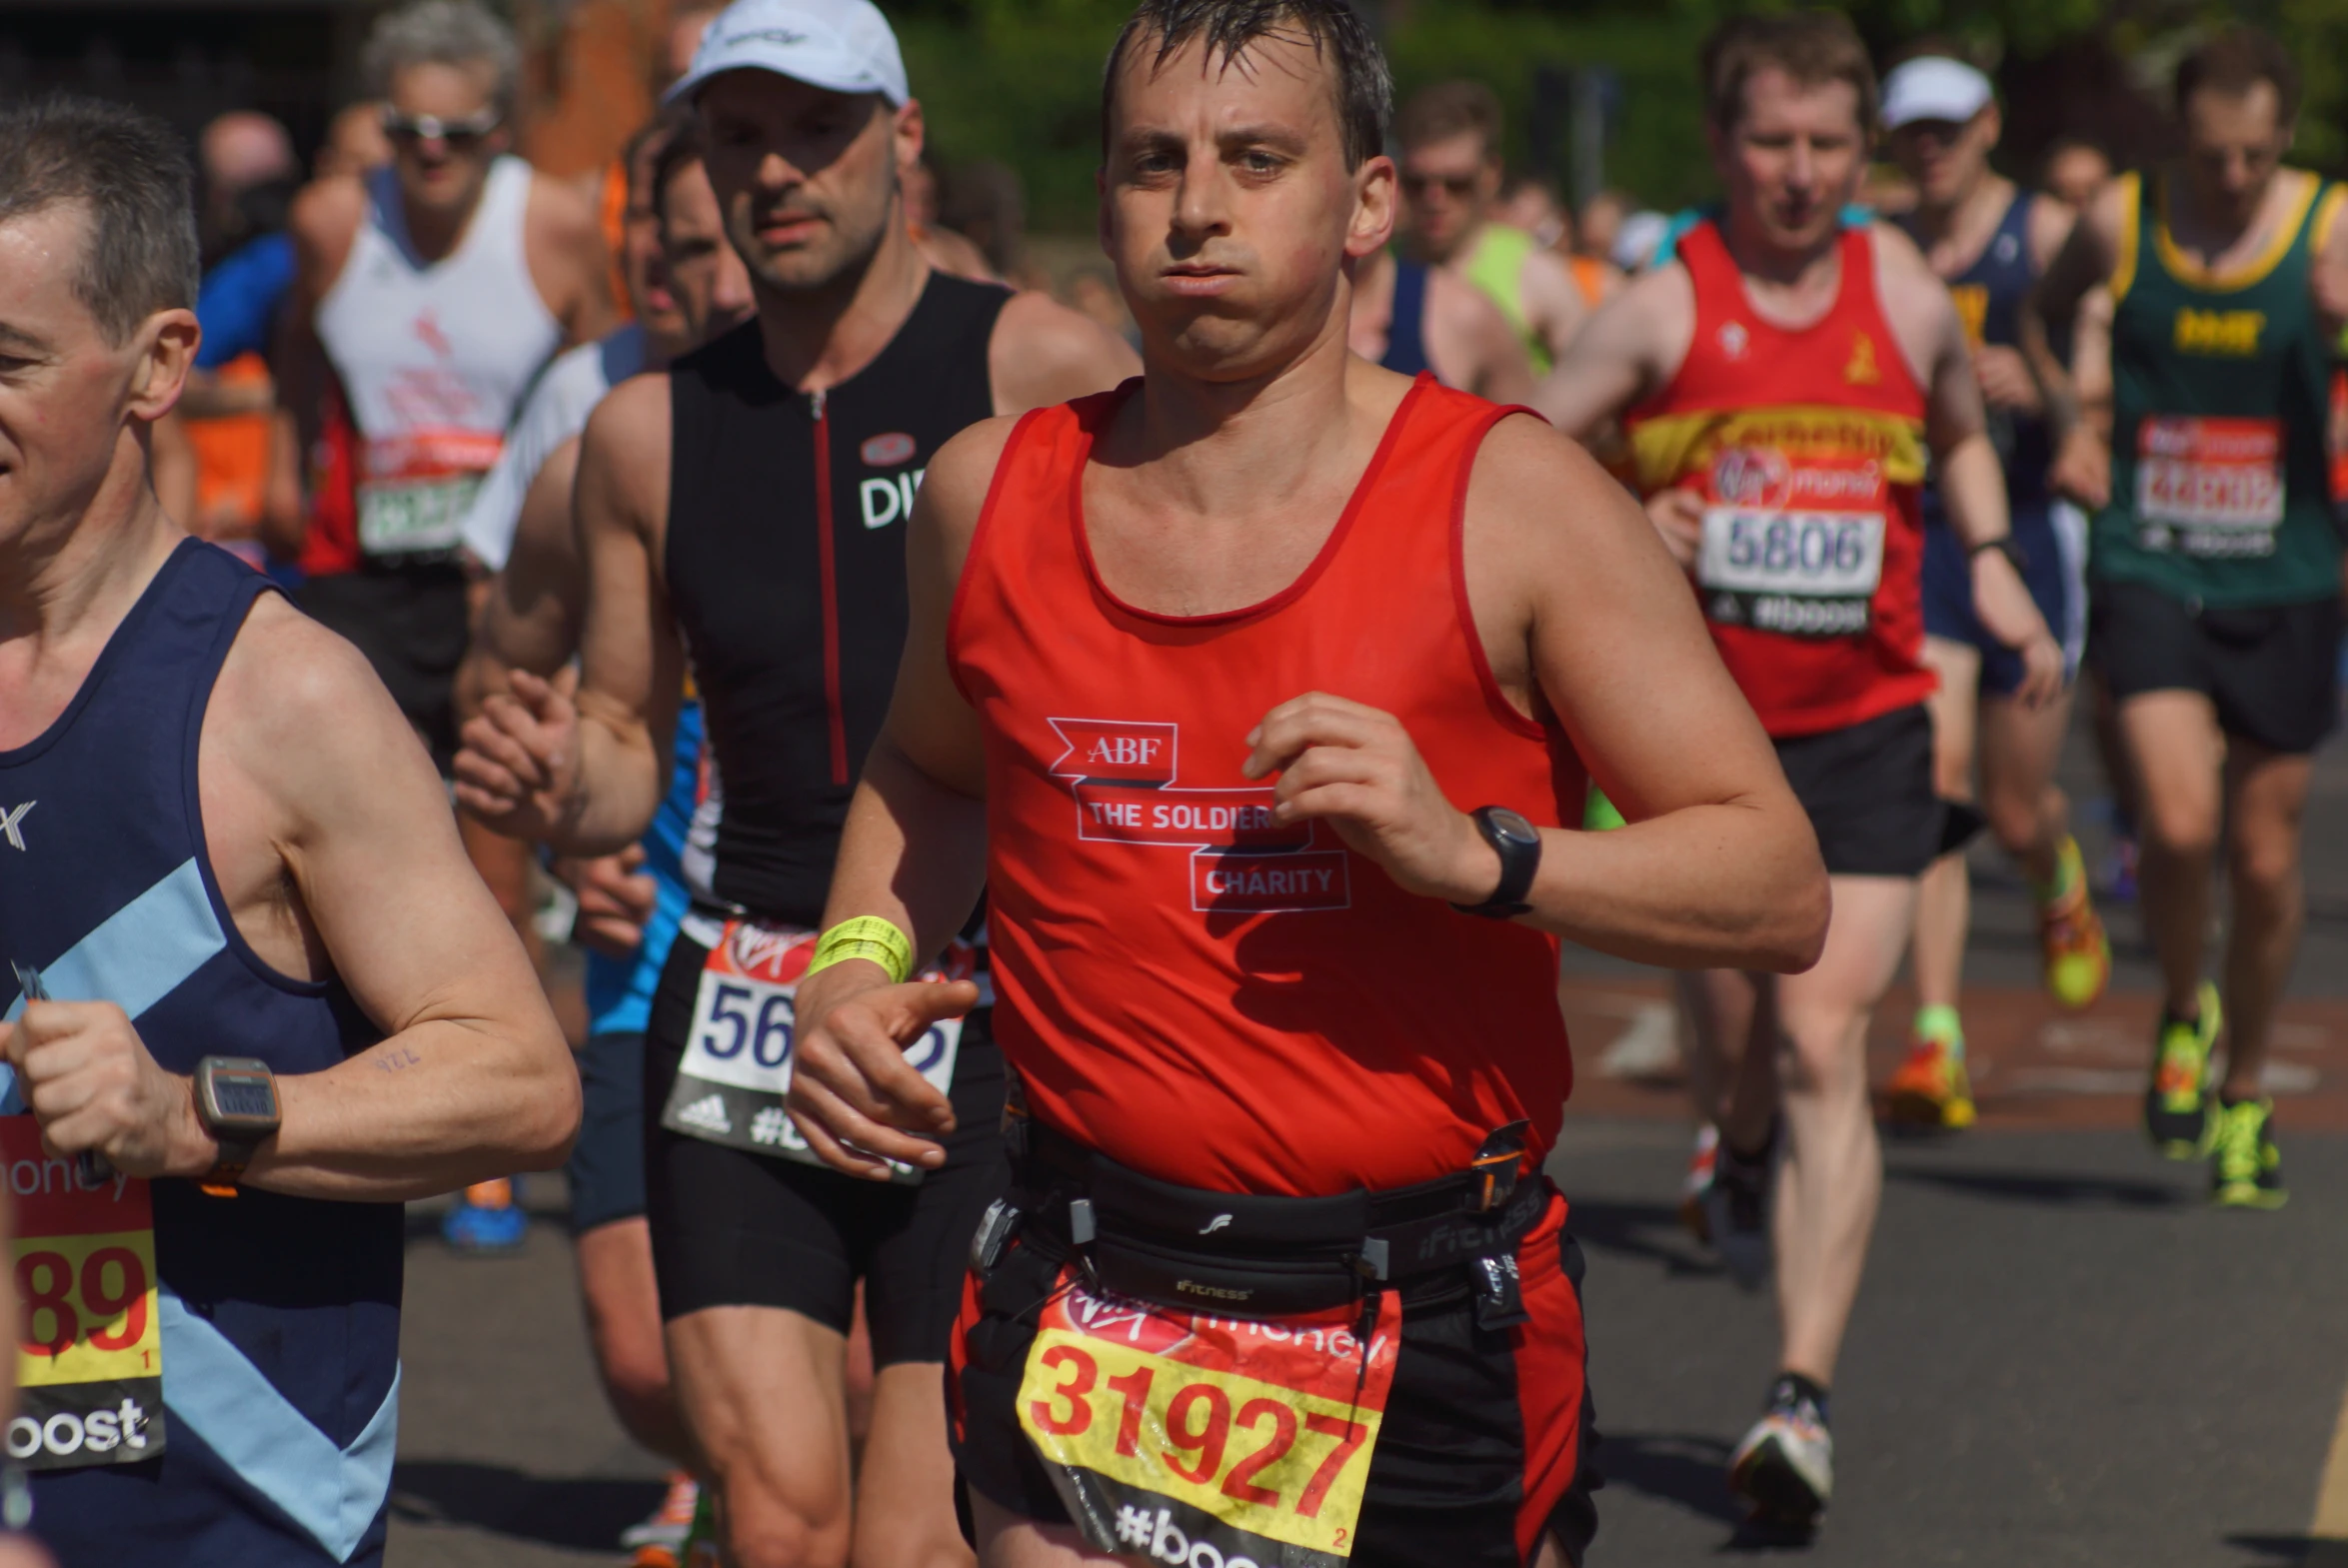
[1695,446,1888,640]
[1,1117,164,1471]
[1018,1270,1401,1568]
[2135,415,2285,557]
[658,916,975,1182]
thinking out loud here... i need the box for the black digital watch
[1450,805,1542,919]
[193,1056,281,1196]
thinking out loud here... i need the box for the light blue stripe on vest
[1,856,226,1111]
[160,1290,400,1563]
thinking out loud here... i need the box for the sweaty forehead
[388,60,498,114]
[1737,69,1863,134]
[1111,26,1336,140]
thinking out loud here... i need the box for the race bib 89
[658,916,974,1183]
[1,1117,164,1471]
[1019,1271,1401,1568]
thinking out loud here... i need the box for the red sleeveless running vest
[1626,220,1935,738]
[948,376,1576,1197]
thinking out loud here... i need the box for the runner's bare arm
[277,176,364,486]
[1888,236,2065,707]
[1530,262,1691,440]
[3,601,579,1198]
[454,436,585,726]
[1518,245,1591,366]
[1245,415,1824,970]
[1427,267,1538,405]
[453,375,682,852]
[526,172,621,347]
[786,417,1018,1180]
[2312,186,2348,336]
[2025,180,2126,440]
[989,291,1141,414]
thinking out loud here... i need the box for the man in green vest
[1393,79,1588,372]
[2033,25,2348,1208]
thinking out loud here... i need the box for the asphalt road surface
[387,722,2348,1564]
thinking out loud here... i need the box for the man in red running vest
[1542,12,2061,1533]
[785,3,1828,1564]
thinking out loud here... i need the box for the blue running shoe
[443,1177,528,1254]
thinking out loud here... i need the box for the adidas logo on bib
[675,1094,732,1135]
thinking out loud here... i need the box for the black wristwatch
[1968,535,2028,573]
[1450,806,1542,919]
[193,1056,281,1196]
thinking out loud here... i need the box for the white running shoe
[1729,1378,1832,1529]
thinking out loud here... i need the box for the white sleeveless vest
[315,156,564,559]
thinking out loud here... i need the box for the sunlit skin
[384,61,507,233]
[2043,143,2111,211]
[1889,107,1998,212]
[1710,67,1868,262]
[697,70,920,299]
[658,159,757,344]
[0,205,196,563]
[621,136,687,347]
[1098,27,1395,384]
[2180,81,2291,235]
[1396,129,1495,262]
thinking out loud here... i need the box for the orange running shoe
[2038,836,2111,1012]
[1886,1036,1975,1129]
[624,1472,699,1568]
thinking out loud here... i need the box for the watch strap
[1451,806,1540,918]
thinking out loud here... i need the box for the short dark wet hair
[0,94,199,345]
[2176,26,2300,125]
[1102,0,1393,171]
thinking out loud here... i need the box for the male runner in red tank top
[1542,14,2061,1533]
[784,4,1829,1564]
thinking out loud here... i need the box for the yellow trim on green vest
[2152,169,2322,294]
[2110,173,2141,304]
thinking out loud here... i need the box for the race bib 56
[1018,1271,1401,1567]
[659,916,974,1182]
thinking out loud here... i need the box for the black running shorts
[948,1186,1601,1568]
[643,928,1010,1365]
[2090,579,2342,756]
[1771,703,1940,878]
[294,565,471,773]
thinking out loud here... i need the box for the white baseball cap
[1880,57,1995,130]
[666,0,910,108]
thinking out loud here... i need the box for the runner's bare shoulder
[576,372,674,540]
[915,414,1031,564]
[990,290,1140,414]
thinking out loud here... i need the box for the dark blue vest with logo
[0,539,400,1566]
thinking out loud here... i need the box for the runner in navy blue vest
[0,96,577,1567]
[1345,248,1537,399]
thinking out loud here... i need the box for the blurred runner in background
[1395,80,1589,372]
[2033,26,2348,1209]
[283,0,616,1252]
[1880,52,2109,1130]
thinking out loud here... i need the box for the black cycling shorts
[1772,703,1940,878]
[294,565,471,773]
[568,1029,649,1236]
[643,930,1010,1366]
[2090,578,2342,756]
[948,1186,1601,1568]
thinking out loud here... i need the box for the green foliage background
[894,0,2348,234]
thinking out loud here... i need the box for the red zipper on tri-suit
[810,387,849,785]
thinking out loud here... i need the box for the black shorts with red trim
[948,1184,1601,1568]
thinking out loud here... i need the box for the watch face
[208,1074,278,1125]
[1488,808,1540,847]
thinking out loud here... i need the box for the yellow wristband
[805,916,917,985]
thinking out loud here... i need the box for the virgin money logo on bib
[1711,446,1791,509]
[730,923,816,984]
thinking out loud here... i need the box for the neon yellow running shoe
[2145,980,2221,1159]
[2038,836,2110,1011]
[2209,1097,2287,1209]
[1886,1035,1975,1129]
